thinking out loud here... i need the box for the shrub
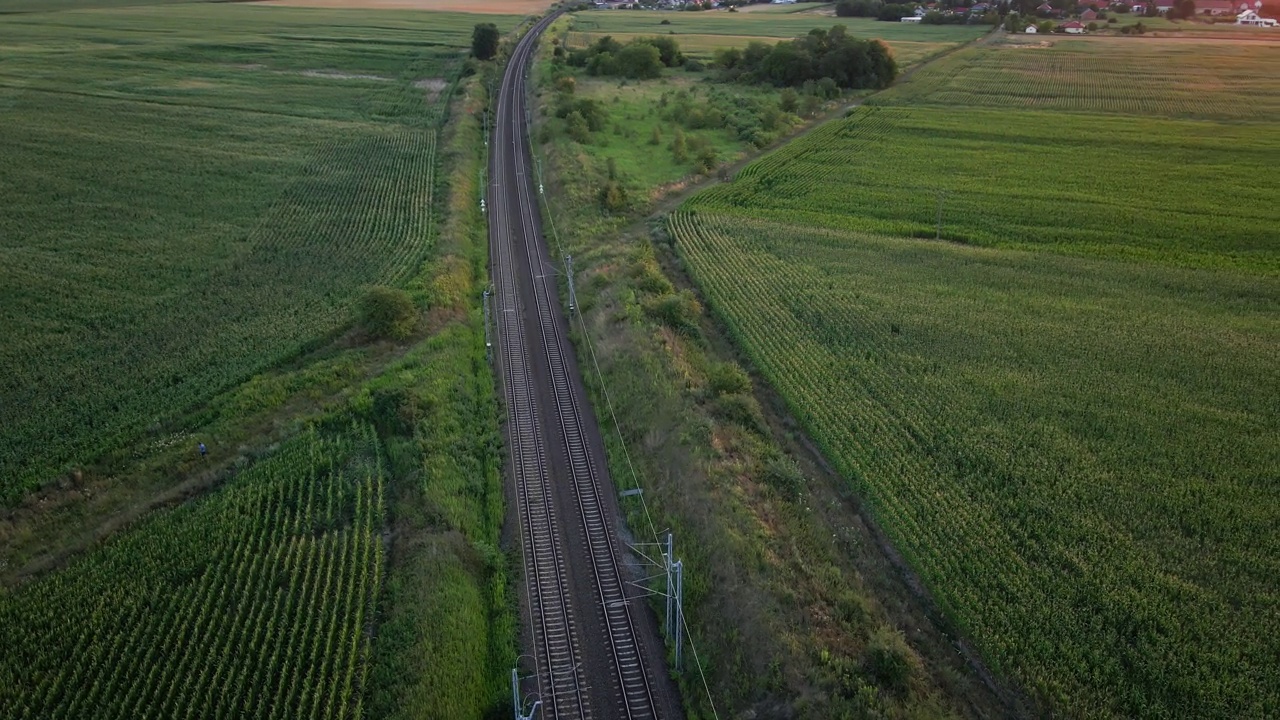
[643,289,702,335]
[762,453,806,499]
[708,362,751,396]
[713,393,766,434]
[360,286,417,340]
[865,627,915,695]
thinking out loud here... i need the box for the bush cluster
[566,35,684,79]
[712,25,897,90]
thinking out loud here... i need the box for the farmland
[884,35,1280,120]
[0,5,518,503]
[671,35,1280,717]
[1,4,518,718]
[566,11,985,62]
[0,428,386,718]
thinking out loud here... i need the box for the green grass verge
[530,21,1006,719]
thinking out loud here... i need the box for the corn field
[669,209,1279,717]
[0,427,387,719]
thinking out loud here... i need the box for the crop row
[668,210,1280,717]
[0,427,387,718]
[877,38,1280,121]
[690,105,1277,273]
[0,127,437,504]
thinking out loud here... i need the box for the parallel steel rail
[490,14,660,720]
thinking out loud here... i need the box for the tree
[696,144,718,173]
[566,110,590,143]
[615,43,664,79]
[640,35,684,66]
[671,128,688,162]
[600,181,627,211]
[779,88,799,113]
[649,125,663,145]
[471,23,499,60]
[360,286,417,340]
[714,46,743,70]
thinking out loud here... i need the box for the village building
[1025,23,1039,30]
[1237,8,1279,23]
[1081,8,1098,19]
[1060,19,1087,30]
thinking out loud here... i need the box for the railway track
[489,14,669,720]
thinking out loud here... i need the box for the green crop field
[569,9,989,42]
[0,428,386,718]
[671,35,1280,718]
[0,4,518,503]
[886,35,1280,120]
[696,104,1276,271]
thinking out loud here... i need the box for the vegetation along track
[489,15,680,720]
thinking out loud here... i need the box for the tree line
[713,25,897,90]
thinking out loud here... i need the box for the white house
[900,14,923,21]
[1237,8,1278,23]
[1060,19,1087,30]
[1025,23,1039,31]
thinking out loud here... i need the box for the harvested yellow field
[263,0,550,13]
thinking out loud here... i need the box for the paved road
[489,15,684,720]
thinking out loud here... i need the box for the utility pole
[663,532,685,673]
[483,288,493,361]
[564,255,576,314]
[673,558,684,673]
[664,533,675,640]
[536,157,544,196]
[511,668,541,720]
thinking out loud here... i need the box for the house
[901,14,923,21]
[1081,8,1098,19]
[1236,0,1262,10]
[1036,2,1053,11]
[1154,0,1175,12]
[1195,0,1234,13]
[1060,19,1087,30]
[914,5,929,15]
[971,2,991,10]
[1237,8,1279,23]
[1130,3,1147,12]
[1025,23,1039,31]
